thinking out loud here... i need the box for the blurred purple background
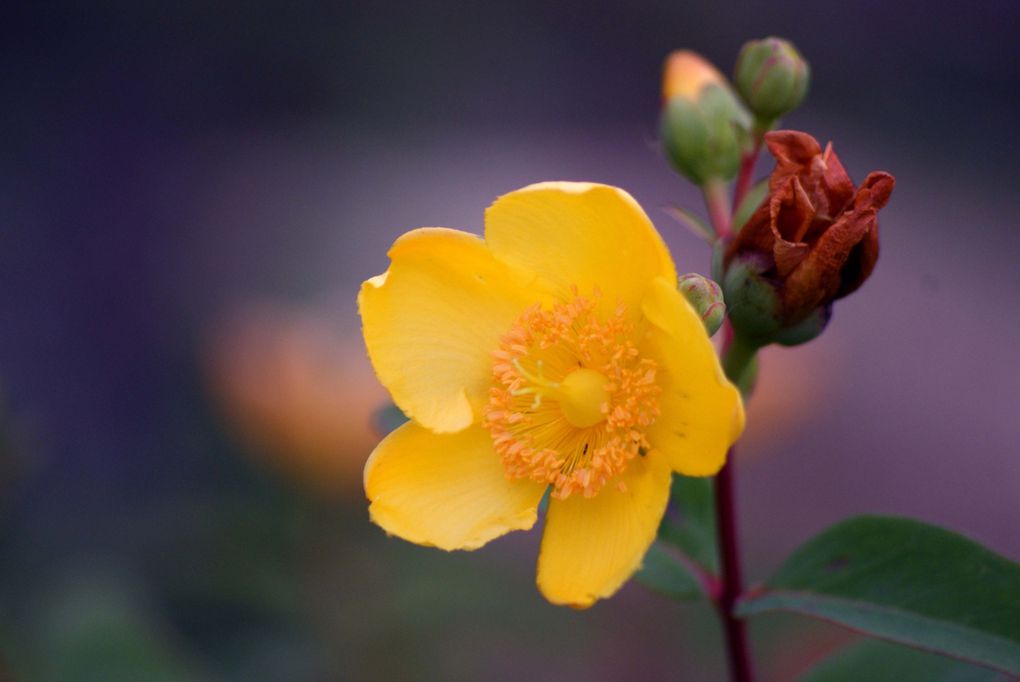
[1,1,1018,679]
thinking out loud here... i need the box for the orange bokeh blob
[739,339,842,453]
[204,302,386,497]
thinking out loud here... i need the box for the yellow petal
[641,276,745,476]
[485,182,676,309]
[536,451,672,608]
[359,227,535,433]
[365,421,546,551]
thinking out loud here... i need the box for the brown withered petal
[771,177,815,277]
[725,129,895,325]
[766,130,855,220]
[783,171,895,316]
[727,195,775,259]
[834,171,894,297]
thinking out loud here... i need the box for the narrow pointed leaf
[797,639,1009,682]
[664,205,716,242]
[635,542,704,601]
[737,516,1020,675]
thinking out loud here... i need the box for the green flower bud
[720,253,783,343]
[660,51,751,185]
[734,37,809,123]
[773,306,830,347]
[677,273,726,337]
[721,252,832,348]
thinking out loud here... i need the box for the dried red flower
[722,130,894,344]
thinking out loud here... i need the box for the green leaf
[797,639,1009,682]
[635,542,704,601]
[659,473,718,574]
[737,516,1020,675]
[664,205,716,242]
[373,402,409,436]
[732,178,768,233]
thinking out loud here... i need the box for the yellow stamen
[483,290,661,499]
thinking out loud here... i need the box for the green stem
[723,333,759,397]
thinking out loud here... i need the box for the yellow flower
[359,182,745,608]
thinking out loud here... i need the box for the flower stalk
[714,337,758,682]
[731,138,763,215]
[705,139,761,682]
[714,446,753,682]
[703,179,732,239]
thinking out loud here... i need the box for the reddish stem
[713,326,759,681]
[694,140,763,682]
[734,138,767,211]
[714,452,754,682]
[703,180,732,238]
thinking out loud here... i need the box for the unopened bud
[720,254,783,342]
[734,37,809,123]
[677,273,726,337]
[662,51,727,102]
[660,51,751,185]
[773,306,830,347]
[722,246,831,348]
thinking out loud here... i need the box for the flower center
[557,368,611,428]
[483,289,661,499]
[510,361,610,429]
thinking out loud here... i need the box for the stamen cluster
[484,290,661,498]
